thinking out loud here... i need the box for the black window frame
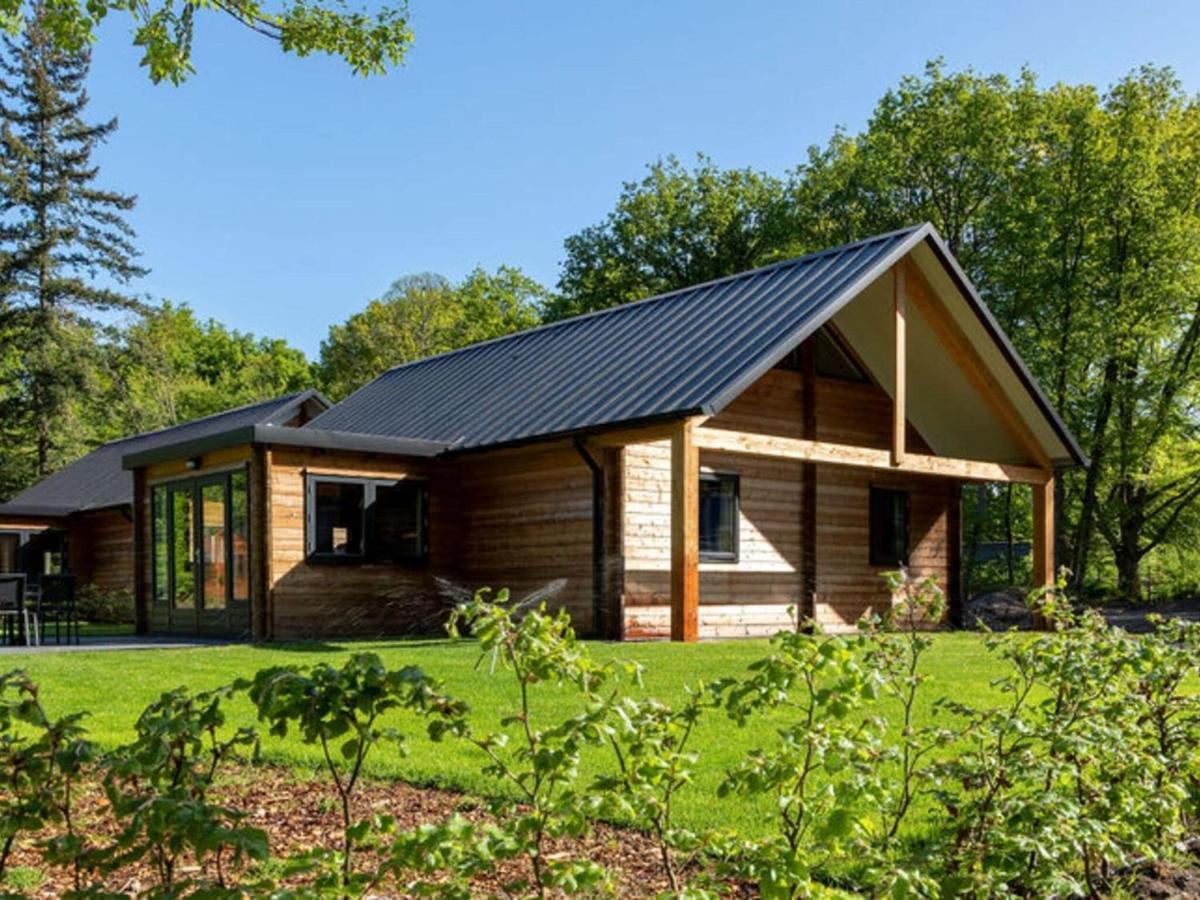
[869,486,909,567]
[305,474,429,565]
[699,471,740,563]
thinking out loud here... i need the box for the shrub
[75,584,134,625]
[244,652,467,894]
[447,587,620,898]
[96,684,266,895]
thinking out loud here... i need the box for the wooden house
[0,225,1086,641]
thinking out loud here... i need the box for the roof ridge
[307,224,929,422]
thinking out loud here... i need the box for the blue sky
[84,0,1200,359]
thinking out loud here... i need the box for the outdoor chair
[36,574,78,645]
[0,574,38,646]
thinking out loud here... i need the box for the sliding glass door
[150,467,251,636]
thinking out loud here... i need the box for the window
[699,473,739,562]
[312,480,365,558]
[814,328,870,382]
[869,487,909,567]
[306,476,428,563]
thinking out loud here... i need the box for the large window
[306,476,428,563]
[869,486,909,567]
[151,468,251,613]
[699,473,739,562]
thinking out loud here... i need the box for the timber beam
[693,429,1052,486]
[669,418,700,642]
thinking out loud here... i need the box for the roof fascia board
[257,427,448,457]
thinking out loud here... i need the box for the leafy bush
[244,651,467,894]
[446,587,621,898]
[75,584,135,624]
[3,579,1200,897]
[97,684,266,894]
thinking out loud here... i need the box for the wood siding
[623,361,959,637]
[68,508,133,595]
[265,447,460,639]
[457,442,595,634]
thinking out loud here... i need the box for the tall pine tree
[0,2,145,492]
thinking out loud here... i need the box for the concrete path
[0,635,238,654]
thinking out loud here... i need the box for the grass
[1,633,1011,838]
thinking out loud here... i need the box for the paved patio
[0,635,239,654]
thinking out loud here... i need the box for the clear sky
[83,0,1200,359]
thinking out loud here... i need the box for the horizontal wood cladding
[814,466,954,632]
[68,508,133,595]
[266,447,460,640]
[624,369,808,637]
[624,360,959,638]
[457,441,595,634]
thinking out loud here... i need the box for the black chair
[0,574,37,646]
[36,574,78,645]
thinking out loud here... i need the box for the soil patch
[5,764,744,897]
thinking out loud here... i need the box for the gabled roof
[0,391,329,518]
[308,224,1085,466]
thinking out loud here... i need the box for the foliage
[97,684,265,894]
[594,682,728,895]
[719,624,888,897]
[74,585,134,625]
[0,0,413,84]
[549,154,793,321]
[0,5,145,484]
[5,589,1200,896]
[243,651,466,893]
[318,267,546,400]
[0,669,94,888]
[99,301,314,440]
[446,588,618,898]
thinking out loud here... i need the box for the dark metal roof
[307,223,1084,465]
[0,391,329,518]
[121,424,448,469]
[308,226,930,450]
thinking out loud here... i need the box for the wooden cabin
[1,224,1086,641]
[0,391,330,617]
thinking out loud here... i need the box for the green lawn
[2,634,1010,838]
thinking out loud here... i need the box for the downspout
[573,437,606,639]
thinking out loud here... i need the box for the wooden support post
[670,418,699,642]
[1032,474,1056,627]
[893,263,907,467]
[132,468,149,636]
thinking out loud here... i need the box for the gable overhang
[700,224,1086,469]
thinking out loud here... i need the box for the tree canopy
[0,0,414,83]
[318,266,546,400]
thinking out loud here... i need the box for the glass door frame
[152,465,250,634]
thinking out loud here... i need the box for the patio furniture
[0,574,38,646]
[36,575,78,645]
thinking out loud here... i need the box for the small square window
[312,480,365,558]
[869,487,909,567]
[700,473,739,562]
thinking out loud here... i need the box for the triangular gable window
[775,327,870,383]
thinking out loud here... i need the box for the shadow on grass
[256,634,460,654]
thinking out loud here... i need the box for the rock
[963,588,1034,631]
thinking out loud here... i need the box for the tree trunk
[1070,357,1118,594]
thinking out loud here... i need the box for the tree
[0,0,414,84]
[0,3,145,482]
[99,302,314,438]
[318,266,544,400]
[548,154,793,321]
[790,62,1200,599]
